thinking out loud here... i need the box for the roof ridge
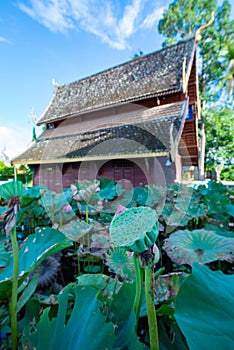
[38,36,196,124]
[59,36,196,88]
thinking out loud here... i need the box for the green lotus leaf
[133,185,163,207]
[110,206,158,253]
[40,190,68,215]
[163,229,234,265]
[59,219,92,242]
[77,273,108,290]
[226,203,234,217]
[98,178,122,200]
[0,181,24,200]
[204,224,234,238]
[0,206,8,215]
[164,211,190,227]
[110,282,143,350]
[23,284,116,350]
[133,186,148,205]
[145,184,164,207]
[175,263,234,349]
[0,227,72,297]
[0,244,11,267]
[72,180,100,204]
[108,188,136,212]
[20,185,45,207]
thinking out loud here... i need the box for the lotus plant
[0,181,72,349]
[110,205,160,350]
[0,181,24,350]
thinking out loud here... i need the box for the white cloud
[17,0,171,50]
[141,6,165,29]
[18,0,74,33]
[116,0,142,46]
[0,36,11,44]
[18,0,145,50]
[0,125,33,160]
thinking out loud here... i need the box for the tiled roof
[38,37,195,125]
[13,101,187,164]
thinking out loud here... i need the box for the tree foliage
[158,0,234,102]
[158,0,234,179]
[219,43,234,103]
[0,161,31,184]
[205,107,234,179]
[0,161,14,180]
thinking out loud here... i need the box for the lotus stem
[9,225,19,350]
[144,261,159,350]
[59,212,63,227]
[133,254,143,329]
[85,204,90,247]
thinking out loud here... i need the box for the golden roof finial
[195,11,215,43]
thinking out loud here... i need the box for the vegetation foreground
[0,179,233,349]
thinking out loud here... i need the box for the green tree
[205,107,234,180]
[158,0,234,102]
[0,161,32,184]
[219,43,234,105]
[0,161,14,180]
[158,0,234,180]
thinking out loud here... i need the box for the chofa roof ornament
[195,11,215,43]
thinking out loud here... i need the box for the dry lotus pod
[110,206,159,253]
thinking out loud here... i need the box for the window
[186,105,193,121]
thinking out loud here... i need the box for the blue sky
[0,0,170,160]
[0,0,232,160]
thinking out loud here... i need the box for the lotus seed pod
[110,206,159,253]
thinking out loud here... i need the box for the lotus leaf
[204,224,234,238]
[98,178,122,200]
[0,206,8,215]
[23,284,116,350]
[108,188,136,212]
[163,229,234,265]
[110,207,158,253]
[198,181,230,221]
[20,186,44,207]
[110,282,143,350]
[226,203,234,217]
[175,263,234,350]
[0,244,11,267]
[40,191,68,216]
[77,273,108,290]
[133,186,148,205]
[72,180,100,203]
[0,181,24,200]
[60,219,107,245]
[0,227,72,297]
[158,318,189,350]
[145,184,164,207]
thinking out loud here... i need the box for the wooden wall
[31,156,178,192]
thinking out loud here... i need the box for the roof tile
[38,37,195,124]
